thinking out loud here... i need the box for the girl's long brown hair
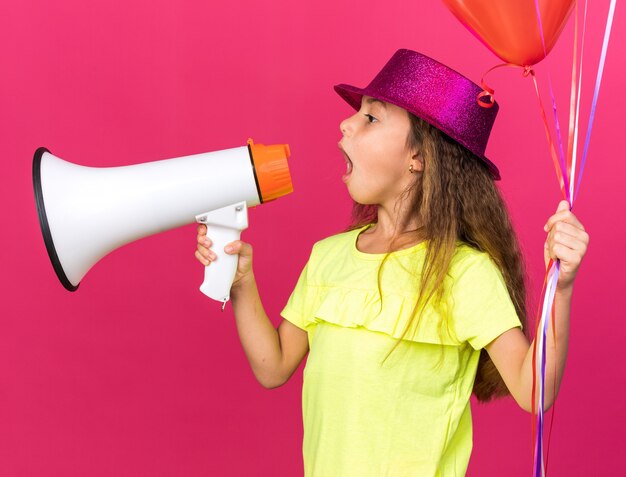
[345,113,530,402]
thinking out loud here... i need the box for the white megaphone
[32,138,293,308]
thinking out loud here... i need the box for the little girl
[194,49,589,476]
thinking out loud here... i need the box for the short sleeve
[450,253,523,350]
[280,259,313,331]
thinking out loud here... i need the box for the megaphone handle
[199,225,242,307]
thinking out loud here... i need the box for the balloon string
[566,1,580,206]
[534,260,559,477]
[479,65,568,201]
[545,281,559,476]
[574,0,616,203]
[571,0,588,205]
[531,259,549,476]
[532,1,564,465]
[532,11,557,475]
[534,0,571,206]
[477,63,513,108]
[477,62,543,106]
[528,72,568,201]
[531,257,551,461]
[545,5,583,471]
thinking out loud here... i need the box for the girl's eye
[364,113,378,123]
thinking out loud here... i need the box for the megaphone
[32,138,293,307]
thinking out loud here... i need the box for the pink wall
[1,1,624,475]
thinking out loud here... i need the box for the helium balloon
[442,0,575,66]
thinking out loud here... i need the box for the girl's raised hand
[543,200,590,290]
[195,224,255,288]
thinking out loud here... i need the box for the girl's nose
[339,117,351,136]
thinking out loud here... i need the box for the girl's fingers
[544,206,585,232]
[547,221,590,248]
[547,228,582,252]
[224,241,239,253]
[549,221,585,241]
[194,225,220,266]
[197,234,212,246]
[195,250,211,266]
[545,217,589,266]
[224,240,252,256]
[545,214,584,232]
[197,244,216,260]
[545,241,581,264]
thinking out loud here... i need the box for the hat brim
[333,83,501,181]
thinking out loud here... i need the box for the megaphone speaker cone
[32,147,78,291]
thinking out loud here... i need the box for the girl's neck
[371,206,423,240]
[364,206,424,248]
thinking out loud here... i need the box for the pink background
[2,1,625,475]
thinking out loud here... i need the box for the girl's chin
[344,187,373,206]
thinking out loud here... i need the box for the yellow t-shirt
[280,224,523,477]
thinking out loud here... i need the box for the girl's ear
[411,151,424,172]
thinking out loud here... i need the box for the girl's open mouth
[342,154,353,182]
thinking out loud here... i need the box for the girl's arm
[229,272,310,389]
[485,200,589,412]
[196,225,309,389]
[485,286,572,412]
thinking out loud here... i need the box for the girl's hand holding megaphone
[195,223,255,289]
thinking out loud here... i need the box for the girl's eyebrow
[365,97,387,109]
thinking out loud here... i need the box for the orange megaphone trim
[247,138,293,203]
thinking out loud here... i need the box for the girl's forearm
[520,284,573,412]
[229,274,284,388]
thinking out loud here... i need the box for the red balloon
[442,0,575,66]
